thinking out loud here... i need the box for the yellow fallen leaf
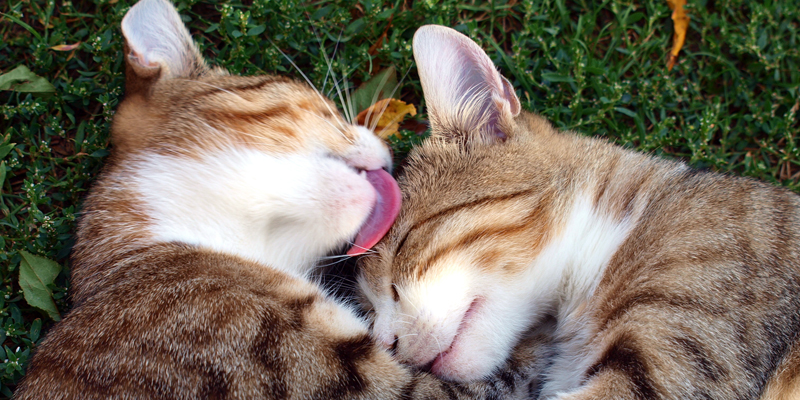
[50,43,81,51]
[666,0,689,71]
[356,98,417,139]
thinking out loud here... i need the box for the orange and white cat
[13,4,546,399]
[359,25,800,400]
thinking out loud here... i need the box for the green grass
[0,0,798,395]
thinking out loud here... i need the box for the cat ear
[121,0,208,93]
[413,25,520,143]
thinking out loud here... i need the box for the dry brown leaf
[666,0,689,71]
[50,43,81,51]
[368,14,393,56]
[356,98,417,139]
[368,32,387,55]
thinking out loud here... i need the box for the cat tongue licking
[347,169,402,255]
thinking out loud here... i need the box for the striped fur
[359,25,800,399]
[14,7,545,400]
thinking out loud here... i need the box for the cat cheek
[318,165,376,233]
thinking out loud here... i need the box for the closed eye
[391,284,399,302]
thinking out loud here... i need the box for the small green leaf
[0,65,56,94]
[90,149,110,158]
[247,24,266,36]
[29,318,42,342]
[541,72,574,83]
[351,66,398,116]
[0,161,6,196]
[614,107,638,118]
[311,5,333,19]
[376,8,394,20]
[0,12,42,41]
[204,23,219,33]
[345,17,366,35]
[18,250,62,321]
[6,347,17,363]
[0,143,15,160]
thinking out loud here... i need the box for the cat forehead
[363,113,562,285]
[111,73,353,157]
[157,74,336,114]
[361,148,513,282]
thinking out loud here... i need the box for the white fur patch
[491,195,633,384]
[537,196,633,317]
[128,147,376,277]
[532,195,634,397]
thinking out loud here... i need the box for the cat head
[75,0,400,279]
[358,25,561,381]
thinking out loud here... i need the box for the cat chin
[428,298,493,380]
[430,344,496,382]
[426,296,521,382]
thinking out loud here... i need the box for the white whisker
[345,240,379,255]
[317,254,355,261]
[369,66,413,134]
[343,74,356,124]
[268,40,347,132]
[432,335,443,356]
[364,69,393,131]
[393,284,420,315]
[396,333,418,341]
[329,68,353,125]
[312,23,345,96]
[294,23,355,143]
[316,258,354,269]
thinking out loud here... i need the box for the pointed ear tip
[412,25,436,45]
[416,25,467,39]
[413,25,478,64]
[415,24,443,35]
[122,0,178,27]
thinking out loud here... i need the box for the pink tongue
[347,169,402,256]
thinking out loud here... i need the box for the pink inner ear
[413,25,521,141]
[130,51,160,69]
[347,169,402,256]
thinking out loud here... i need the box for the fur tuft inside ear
[121,0,206,81]
[413,25,520,143]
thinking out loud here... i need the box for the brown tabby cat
[359,25,800,400]
[13,4,549,399]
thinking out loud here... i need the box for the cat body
[13,4,543,399]
[359,25,800,400]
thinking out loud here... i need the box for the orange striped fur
[359,25,800,400]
